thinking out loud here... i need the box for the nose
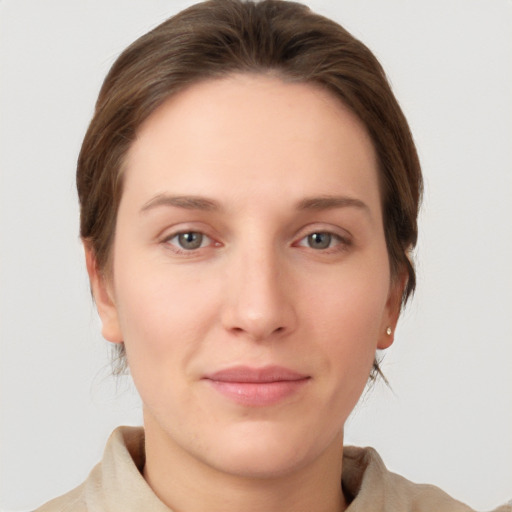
[221,245,297,342]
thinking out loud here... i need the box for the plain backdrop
[1,1,511,511]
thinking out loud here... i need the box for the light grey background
[1,1,511,510]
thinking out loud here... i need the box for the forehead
[122,74,380,213]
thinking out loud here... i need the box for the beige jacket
[36,426,511,512]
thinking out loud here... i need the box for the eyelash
[162,229,351,255]
[294,231,351,253]
[162,231,218,255]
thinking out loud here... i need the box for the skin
[87,74,404,512]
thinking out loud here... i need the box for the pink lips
[203,366,310,407]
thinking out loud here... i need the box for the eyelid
[166,231,212,248]
[294,224,352,242]
[157,221,215,242]
[292,225,353,252]
[157,222,352,255]
[160,225,221,255]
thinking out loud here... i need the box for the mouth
[202,365,311,407]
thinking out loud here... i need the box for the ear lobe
[377,271,407,350]
[84,243,123,344]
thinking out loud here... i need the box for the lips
[202,366,310,406]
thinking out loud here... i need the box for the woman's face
[91,74,402,478]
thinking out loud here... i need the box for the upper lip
[203,365,309,383]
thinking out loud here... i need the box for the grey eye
[307,232,332,249]
[177,232,204,250]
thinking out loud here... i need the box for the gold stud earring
[386,327,392,336]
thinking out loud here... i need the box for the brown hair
[78,0,422,377]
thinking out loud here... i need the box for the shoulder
[33,426,146,512]
[343,445,512,512]
[34,485,87,512]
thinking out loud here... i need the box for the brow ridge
[140,193,368,215]
[297,195,369,212]
[140,194,221,213]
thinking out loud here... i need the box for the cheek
[126,284,213,336]
[301,260,390,377]
[111,255,221,384]
[113,275,218,433]
[304,256,390,339]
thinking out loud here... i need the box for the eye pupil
[308,232,331,249]
[178,232,203,250]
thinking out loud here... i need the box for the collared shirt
[36,426,511,512]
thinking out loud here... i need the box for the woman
[30,1,510,510]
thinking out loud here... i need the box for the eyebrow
[140,193,369,215]
[140,194,222,214]
[296,195,369,213]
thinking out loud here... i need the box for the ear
[84,243,123,344]
[377,270,407,350]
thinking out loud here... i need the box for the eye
[166,231,211,251]
[296,231,348,251]
[305,232,334,249]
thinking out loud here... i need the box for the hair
[77,0,422,379]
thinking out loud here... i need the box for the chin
[211,444,308,478]
[199,421,341,479]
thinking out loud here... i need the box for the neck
[142,415,348,512]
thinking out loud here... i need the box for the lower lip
[205,379,309,407]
